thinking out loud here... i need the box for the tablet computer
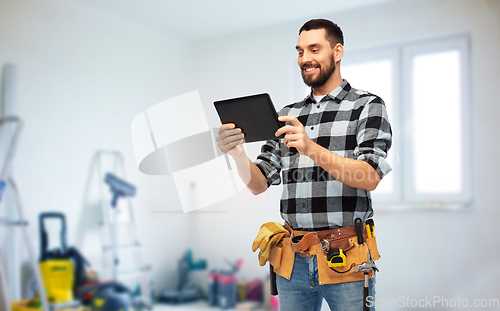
[214,93,285,143]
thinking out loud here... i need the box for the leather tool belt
[269,221,380,285]
[285,223,368,258]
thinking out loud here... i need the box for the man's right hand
[216,123,268,195]
[216,123,245,158]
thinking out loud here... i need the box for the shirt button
[317,105,320,109]
[310,126,314,130]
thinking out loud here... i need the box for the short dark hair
[299,19,344,47]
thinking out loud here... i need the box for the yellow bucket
[10,299,39,311]
[11,299,87,311]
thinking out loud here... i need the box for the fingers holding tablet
[276,116,312,155]
[216,123,245,157]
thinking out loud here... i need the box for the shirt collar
[304,79,351,105]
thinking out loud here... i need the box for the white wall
[0,0,196,296]
[193,0,500,309]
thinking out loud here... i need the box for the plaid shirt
[254,80,392,231]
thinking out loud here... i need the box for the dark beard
[301,55,336,89]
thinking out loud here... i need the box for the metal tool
[354,259,378,311]
[320,239,330,252]
[354,218,378,310]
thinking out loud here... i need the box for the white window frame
[401,35,473,208]
[292,34,473,210]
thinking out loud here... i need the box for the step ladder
[95,150,152,308]
[0,116,50,311]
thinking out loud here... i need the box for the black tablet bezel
[214,93,285,143]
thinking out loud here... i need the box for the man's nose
[301,51,313,64]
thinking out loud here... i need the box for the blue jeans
[276,253,376,311]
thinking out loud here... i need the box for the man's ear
[334,43,344,63]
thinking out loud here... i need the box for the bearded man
[217,19,392,311]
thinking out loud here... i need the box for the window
[341,56,396,197]
[411,51,462,194]
[295,34,473,209]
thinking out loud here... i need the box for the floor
[152,299,331,311]
[152,301,268,311]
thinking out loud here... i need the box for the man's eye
[312,49,319,53]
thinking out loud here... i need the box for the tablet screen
[214,93,285,143]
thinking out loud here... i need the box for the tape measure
[327,248,347,268]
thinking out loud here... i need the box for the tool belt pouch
[292,228,380,284]
[269,237,294,279]
[290,232,319,257]
[366,236,381,261]
[319,235,380,284]
[321,234,361,272]
[320,234,381,269]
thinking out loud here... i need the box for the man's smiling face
[296,28,337,89]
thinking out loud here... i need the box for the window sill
[373,200,474,212]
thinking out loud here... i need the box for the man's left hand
[275,115,313,155]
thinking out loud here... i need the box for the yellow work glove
[258,231,287,266]
[252,222,288,252]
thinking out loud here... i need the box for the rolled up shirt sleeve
[254,139,282,186]
[354,96,393,180]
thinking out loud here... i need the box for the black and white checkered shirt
[254,80,392,231]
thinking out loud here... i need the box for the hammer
[354,261,378,311]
